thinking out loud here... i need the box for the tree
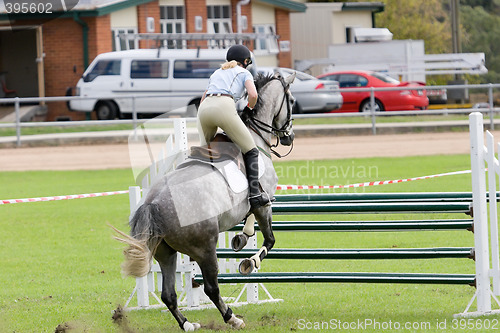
[374,0,452,55]
[460,4,500,82]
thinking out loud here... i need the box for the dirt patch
[112,305,136,333]
[54,322,72,333]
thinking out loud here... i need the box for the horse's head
[272,72,295,146]
[244,72,296,157]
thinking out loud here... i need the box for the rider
[197,44,270,211]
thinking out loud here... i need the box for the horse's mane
[254,73,276,92]
[240,73,276,123]
[253,73,276,111]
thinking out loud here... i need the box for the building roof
[0,0,306,21]
[299,2,384,13]
[0,0,154,20]
[257,0,306,12]
[342,2,385,13]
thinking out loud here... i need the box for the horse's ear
[285,72,296,85]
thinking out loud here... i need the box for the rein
[246,76,294,158]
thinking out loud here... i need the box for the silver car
[258,67,343,114]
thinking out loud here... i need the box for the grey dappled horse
[114,72,296,331]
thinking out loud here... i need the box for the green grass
[1,154,498,332]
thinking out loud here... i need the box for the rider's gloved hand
[243,104,253,113]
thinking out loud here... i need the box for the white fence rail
[2,83,500,146]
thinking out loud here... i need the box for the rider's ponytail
[221,60,238,70]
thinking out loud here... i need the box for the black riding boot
[243,148,270,210]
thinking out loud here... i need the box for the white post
[128,186,150,308]
[487,133,500,296]
[469,112,492,313]
[218,233,227,274]
[495,141,500,296]
[136,275,150,308]
[246,234,259,303]
[185,255,196,308]
[129,186,141,216]
[174,118,189,166]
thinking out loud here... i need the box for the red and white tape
[0,190,129,205]
[276,169,472,191]
[0,169,471,205]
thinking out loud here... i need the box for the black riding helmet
[226,44,252,68]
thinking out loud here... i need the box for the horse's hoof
[231,234,249,252]
[182,321,201,331]
[228,314,246,329]
[239,258,255,275]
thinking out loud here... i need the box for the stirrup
[249,192,271,209]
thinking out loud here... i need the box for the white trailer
[295,39,487,82]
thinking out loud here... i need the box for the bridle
[245,76,294,158]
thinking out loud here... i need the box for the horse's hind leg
[155,241,200,331]
[197,251,245,329]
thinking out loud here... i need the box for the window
[345,27,355,43]
[207,5,230,20]
[337,74,368,88]
[207,5,232,49]
[160,6,186,49]
[112,28,138,51]
[173,60,222,78]
[131,60,169,79]
[371,72,400,84]
[84,60,121,82]
[253,24,279,54]
[322,74,339,82]
[281,68,316,81]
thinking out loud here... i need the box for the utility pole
[450,0,465,102]
[451,0,461,54]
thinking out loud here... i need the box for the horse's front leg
[238,207,274,275]
[231,214,256,252]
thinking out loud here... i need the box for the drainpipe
[236,0,250,35]
[73,12,89,70]
[73,12,90,119]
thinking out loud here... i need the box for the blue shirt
[206,65,253,101]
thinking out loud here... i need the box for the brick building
[0,0,305,120]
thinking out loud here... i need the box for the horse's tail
[110,203,164,278]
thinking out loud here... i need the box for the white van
[68,48,229,119]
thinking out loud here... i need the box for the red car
[317,70,429,112]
